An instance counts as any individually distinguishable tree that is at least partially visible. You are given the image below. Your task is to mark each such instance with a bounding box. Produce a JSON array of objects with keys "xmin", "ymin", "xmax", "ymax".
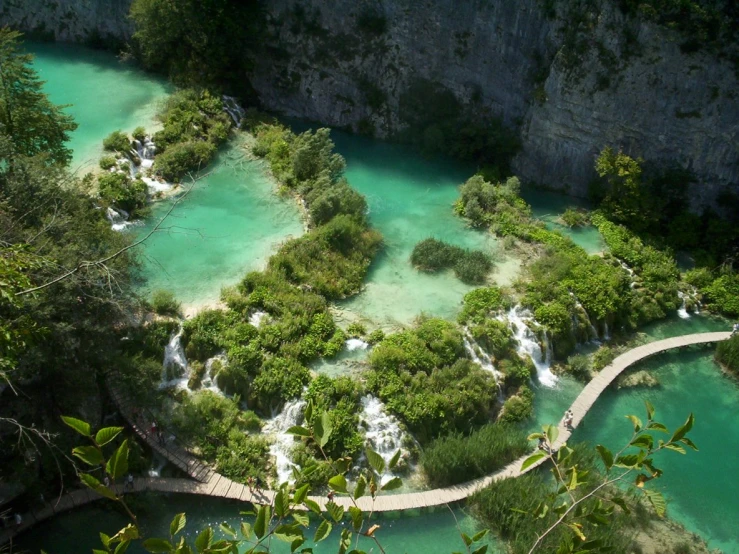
[
  {"xmin": 0, "ymin": 28, "xmax": 77, "ymax": 166},
  {"xmin": 521, "ymin": 401, "xmax": 697, "ymax": 553},
  {"xmin": 594, "ymin": 147, "xmax": 652, "ymax": 231}
]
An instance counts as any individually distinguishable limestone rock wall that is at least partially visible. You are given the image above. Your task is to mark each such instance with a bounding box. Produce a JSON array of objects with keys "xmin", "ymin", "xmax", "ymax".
[{"xmin": 0, "ymin": 0, "xmax": 133, "ymax": 43}]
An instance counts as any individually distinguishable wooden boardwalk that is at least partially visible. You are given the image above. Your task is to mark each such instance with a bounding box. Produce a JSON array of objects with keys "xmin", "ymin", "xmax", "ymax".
[{"xmin": 1, "ymin": 331, "xmax": 729, "ymax": 544}]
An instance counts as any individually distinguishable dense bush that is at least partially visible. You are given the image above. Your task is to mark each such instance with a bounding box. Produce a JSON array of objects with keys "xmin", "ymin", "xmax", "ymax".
[
  {"xmin": 701, "ymin": 273, "xmax": 739, "ymax": 316},
  {"xmin": 150, "ymin": 289, "xmax": 181, "ymax": 316},
  {"xmin": 103, "ymin": 130, "xmax": 131, "ymax": 153},
  {"xmin": 98, "ymin": 172, "xmax": 147, "ymax": 214},
  {"xmin": 99, "ymin": 155, "xmax": 117, "ymax": 170},
  {"xmin": 305, "ymin": 375, "xmax": 364, "ymax": 460},
  {"xmin": 716, "ymin": 334, "xmax": 739, "ymax": 376},
  {"xmin": 458, "ymin": 286, "xmax": 508, "ymax": 325},
  {"xmin": 421, "ymin": 423, "xmax": 529, "ymax": 487},
  {"xmin": 154, "ymin": 140, "xmax": 216, "ymax": 181},
  {"xmin": 499, "ymin": 385, "xmax": 534, "ymax": 423},
  {"xmin": 410, "ymin": 238, "xmax": 493, "ymax": 284},
  {"xmin": 560, "ymin": 207, "xmax": 589, "ymax": 227}
]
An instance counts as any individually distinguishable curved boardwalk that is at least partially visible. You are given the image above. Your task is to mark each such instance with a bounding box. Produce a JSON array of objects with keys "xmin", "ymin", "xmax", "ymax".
[{"xmin": 1, "ymin": 331, "xmax": 729, "ymax": 544}]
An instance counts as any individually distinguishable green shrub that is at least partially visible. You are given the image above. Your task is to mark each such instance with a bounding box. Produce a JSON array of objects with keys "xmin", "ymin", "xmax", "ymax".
[
  {"xmin": 346, "ymin": 323, "xmax": 366, "ymax": 338},
  {"xmin": 560, "ymin": 207, "xmax": 590, "ymax": 227},
  {"xmin": 716, "ymin": 334, "xmax": 739, "ymax": 376},
  {"xmin": 469, "ymin": 319, "xmax": 517, "ymax": 360},
  {"xmin": 150, "ymin": 289, "xmax": 181, "ymax": 316},
  {"xmin": 367, "ymin": 329, "xmax": 385, "ymax": 344},
  {"xmin": 153, "ymin": 140, "xmax": 216, "ymax": 181},
  {"xmin": 98, "ymin": 173, "xmax": 147, "ymax": 214},
  {"xmin": 410, "ymin": 238, "xmax": 493, "ymax": 284},
  {"xmin": 103, "ymin": 130, "xmax": 131, "ymax": 152},
  {"xmin": 305, "ymin": 375, "xmax": 364, "ymax": 459},
  {"xmin": 421, "ymin": 423, "xmax": 529, "ymax": 487},
  {"xmin": 592, "ymin": 345, "xmax": 617, "ymax": 371},
  {"xmin": 499, "ymin": 385, "xmax": 534, "ymax": 423},
  {"xmin": 702, "ymin": 273, "xmax": 739, "ymax": 316},
  {"xmin": 564, "ymin": 353, "xmax": 591, "ymax": 381},
  {"xmin": 99, "ymin": 155, "xmax": 117, "ymax": 170},
  {"xmin": 132, "ymin": 126, "xmax": 147, "ymax": 141},
  {"xmin": 458, "ymin": 286, "xmax": 507, "ymax": 325}
]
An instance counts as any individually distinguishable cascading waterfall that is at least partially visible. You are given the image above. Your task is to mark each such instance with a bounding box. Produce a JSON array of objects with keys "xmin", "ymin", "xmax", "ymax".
[
  {"xmin": 619, "ymin": 260, "xmax": 637, "ymax": 289},
  {"xmin": 222, "ymin": 95, "xmax": 246, "ymax": 127},
  {"xmin": 263, "ymin": 399, "xmax": 306, "ymax": 485},
  {"xmin": 201, "ymin": 354, "xmax": 228, "ymax": 395},
  {"xmin": 571, "ymin": 293, "xmax": 599, "ymax": 341},
  {"xmin": 105, "ymin": 206, "xmax": 132, "ymax": 232},
  {"xmin": 160, "ymin": 327, "xmax": 189, "ymax": 389},
  {"xmin": 677, "ymin": 291, "xmax": 691, "ymax": 319},
  {"xmin": 360, "ymin": 396, "xmax": 407, "ymax": 485},
  {"xmin": 507, "ymin": 306, "xmax": 558, "ymax": 387},
  {"xmin": 133, "ymin": 136, "xmax": 173, "ymax": 194},
  {"xmin": 249, "ymin": 311, "xmax": 268, "ymax": 328},
  {"xmin": 462, "ymin": 331, "xmax": 504, "ymax": 400},
  {"xmin": 345, "ymin": 338, "xmax": 369, "ymax": 351}
]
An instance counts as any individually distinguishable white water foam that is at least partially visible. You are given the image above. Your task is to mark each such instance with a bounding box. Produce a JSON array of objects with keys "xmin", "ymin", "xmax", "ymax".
[
  {"xmin": 360, "ymin": 396, "xmax": 407, "ymax": 485},
  {"xmin": 249, "ymin": 311, "xmax": 268, "ymax": 328},
  {"xmin": 507, "ymin": 306, "xmax": 558, "ymax": 387},
  {"xmin": 677, "ymin": 291, "xmax": 691, "ymax": 319},
  {"xmin": 222, "ymin": 95, "xmax": 246, "ymax": 127},
  {"xmin": 345, "ymin": 338, "xmax": 369, "ymax": 351},
  {"xmin": 160, "ymin": 327, "xmax": 189, "ymax": 389},
  {"xmin": 263, "ymin": 399, "xmax": 306, "ymax": 485}
]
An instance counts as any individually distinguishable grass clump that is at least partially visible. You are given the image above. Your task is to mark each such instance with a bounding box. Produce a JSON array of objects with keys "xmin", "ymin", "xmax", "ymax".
[
  {"xmin": 99, "ymin": 155, "xmax": 117, "ymax": 170},
  {"xmin": 410, "ymin": 238, "xmax": 493, "ymax": 284},
  {"xmin": 421, "ymin": 423, "xmax": 529, "ymax": 487},
  {"xmin": 716, "ymin": 334, "xmax": 739, "ymax": 376},
  {"xmin": 150, "ymin": 289, "xmax": 181, "ymax": 316}
]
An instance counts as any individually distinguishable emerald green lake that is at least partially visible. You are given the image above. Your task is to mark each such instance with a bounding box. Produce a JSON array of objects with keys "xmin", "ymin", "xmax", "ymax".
[{"xmin": 23, "ymin": 41, "xmax": 738, "ymax": 553}]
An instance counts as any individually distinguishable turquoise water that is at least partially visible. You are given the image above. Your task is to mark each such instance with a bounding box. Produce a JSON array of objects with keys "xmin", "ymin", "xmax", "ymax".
[
  {"xmin": 30, "ymin": 42, "xmax": 171, "ymax": 172},
  {"xmin": 133, "ymin": 141, "xmax": 303, "ymax": 308},
  {"xmin": 16, "ymin": 495, "xmax": 499, "ymax": 554}
]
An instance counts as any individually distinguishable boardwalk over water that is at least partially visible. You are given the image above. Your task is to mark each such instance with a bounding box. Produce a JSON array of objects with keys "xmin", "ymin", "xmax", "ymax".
[{"xmin": 2, "ymin": 331, "xmax": 729, "ymax": 543}]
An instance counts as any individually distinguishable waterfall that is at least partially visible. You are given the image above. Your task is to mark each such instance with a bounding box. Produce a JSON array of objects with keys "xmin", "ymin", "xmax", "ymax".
[
  {"xmin": 249, "ymin": 311, "xmax": 268, "ymax": 328},
  {"xmin": 507, "ymin": 306, "xmax": 558, "ymax": 387},
  {"xmin": 263, "ymin": 399, "xmax": 306, "ymax": 485},
  {"xmin": 463, "ymin": 331, "xmax": 504, "ymax": 400},
  {"xmin": 345, "ymin": 338, "xmax": 369, "ymax": 351},
  {"xmin": 618, "ymin": 260, "xmax": 637, "ymax": 289},
  {"xmin": 105, "ymin": 206, "xmax": 132, "ymax": 232},
  {"xmin": 222, "ymin": 95, "xmax": 246, "ymax": 127},
  {"xmin": 571, "ymin": 294, "xmax": 599, "ymax": 341},
  {"xmin": 148, "ymin": 454, "xmax": 167, "ymax": 477},
  {"xmin": 201, "ymin": 354, "xmax": 228, "ymax": 395},
  {"xmin": 360, "ymin": 396, "xmax": 407, "ymax": 485},
  {"xmin": 160, "ymin": 327, "xmax": 189, "ymax": 389},
  {"xmin": 677, "ymin": 291, "xmax": 690, "ymax": 319},
  {"xmin": 132, "ymin": 136, "xmax": 173, "ymax": 194},
  {"xmin": 603, "ymin": 321, "xmax": 611, "ymax": 340}
]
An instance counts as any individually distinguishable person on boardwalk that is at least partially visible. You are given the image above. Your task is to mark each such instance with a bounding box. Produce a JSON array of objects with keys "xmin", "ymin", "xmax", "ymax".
[
  {"xmin": 247, "ymin": 476, "xmax": 255, "ymax": 494},
  {"xmin": 124, "ymin": 473, "xmax": 134, "ymax": 492},
  {"xmin": 732, "ymin": 323, "xmax": 739, "ymax": 336},
  {"xmin": 327, "ymin": 491, "xmax": 335, "ymax": 502},
  {"xmin": 151, "ymin": 421, "xmax": 158, "ymax": 437},
  {"xmin": 564, "ymin": 409, "xmax": 574, "ymax": 429}
]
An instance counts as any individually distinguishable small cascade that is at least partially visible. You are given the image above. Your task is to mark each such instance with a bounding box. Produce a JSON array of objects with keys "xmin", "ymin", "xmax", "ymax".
[
  {"xmin": 618, "ymin": 260, "xmax": 637, "ymax": 289},
  {"xmin": 148, "ymin": 454, "xmax": 167, "ymax": 477},
  {"xmin": 462, "ymin": 331, "xmax": 504, "ymax": 400},
  {"xmin": 571, "ymin": 294, "xmax": 599, "ymax": 341},
  {"xmin": 345, "ymin": 338, "xmax": 369, "ymax": 351},
  {"xmin": 263, "ymin": 399, "xmax": 306, "ymax": 485},
  {"xmin": 360, "ymin": 396, "xmax": 407, "ymax": 485},
  {"xmin": 249, "ymin": 311, "xmax": 268, "ymax": 328},
  {"xmin": 507, "ymin": 306, "xmax": 558, "ymax": 387},
  {"xmin": 677, "ymin": 291, "xmax": 691, "ymax": 319},
  {"xmin": 160, "ymin": 327, "xmax": 189, "ymax": 389},
  {"xmin": 201, "ymin": 354, "xmax": 228, "ymax": 394},
  {"xmin": 105, "ymin": 206, "xmax": 132, "ymax": 232},
  {"xmin": 222, "ymin": 95, "xmax": 246, "ymax": 127},
  {"xmin": 603, "ymin": 321, "xmax": 611, "ymax": 341},
  {"xmin": 133, "ymin": 137, "xmax": 157, "ymax": 169}
]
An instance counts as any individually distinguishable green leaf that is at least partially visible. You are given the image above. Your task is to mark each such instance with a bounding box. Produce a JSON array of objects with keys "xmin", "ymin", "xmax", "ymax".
[
  {"xmin": 275, "ymin": 490, "xmax": 288, "ymax": 518},
  {"xmin": 380, "ymin": 477, "xmax": 402, "ymax": 491},
  {"xmin": 388, "ymin": 449, "xmax": 401, "ymax": 470},
  {"xmin": 304, "ymin": 400, "xmax": 313, "ymax": 425},
  {"xmin": 170, "ymin": 513, "xmax": 186, "ymax": 537},
  {"xmin": 142, "ymin": 538, "xmax": 174, "ymax": 553},
  {"xmin": 319, "ymin": 412, "xmax": 333, "ymax": 448},
  {"xmin": 254, "ymin": 505, "xmax": 269, "ymax": 539},
  {"xmin": 194, "ymin": 527, "xmax": 213, "ymax": 552},
  {"xmin": 61, "ymin": 416, "xmax": 91, "ymax": 437},
  {"xmin": 291, "ymin": 537, "xmax": 306, "ymax": 552},
  {"xmin": 644, "ymin": 489, "xmax": 666, "ymax": 517},
  {"xmin": 545, "ymin": 424, "xmax": 559, "ymax": 447},
  {"xmin": 610, "ymin": 496, "xmax": 630, "ymax": 514},
  {"xmin": 313, "ymin": 520, "xmax": 332, "ymax": 543},
  {"xmin": 462, "ymin": 533, "xmax": 473, "ymax": 547},
  {"xmin": 73, "ymin": 446, "xmax": 104, "ymax": 467},
  {"xmin": 472, "ymin": 529, "xmax": 488, "ymax": 542},
  {"xmin": 326, "ymin": 501, "xmax": 344, "ymax": 523},
  {"xmin": 670, "ymin": 413, "xmax": 694, "ymax": 443},
  {"xmin": 625, "ymin": 415, "xmax": 642, "ymax": 432},
  {"xmin": 303, "ymin": 499, "xmax": 321, "ymax": 514},
  {"xmin": 294, "ymin": 484, "xmax": 310, "ymax": 504},
  {"xmin": 95, "ymin": 427, "xmax": 124, "ymax": 447},
  {"xmin": 520, "ymin": 451, "xmax": 547, "ymax": 472},
  {"xmin": 80, "ymin": 474, "xmax": 117, "ymax": 501},
  {"xmin": 630, "ymin": 435, "xmax": 654, "ymax": 450},
  {"xmin": 292, "ymin": 512, "xmax": 310, "ymax": 527},
  {"xmin": 113, "ymin": 540, "xmax": 130, "ymax": 554},
  {"xmin": 99, "ymin": 532, "xmax": 111, "ymax": 549},
  {"xmin": 614, "ymin": 454, "xmax": 639, "ymax": 469},
  {"xmin": 286, "ymin": 426, "xmax": 312, "ymax": 437},
  {"xmin": 219, "ymin": 523, "xmax": 236, "ymax": 539},
  {"xmin": 328, "ymin": 474, "xmax": 348, "ymax": 494},
  {"xmin": 567, "ymin": 523, "xmax": 586, "ymax": 541},
  {"xmin": 106, "ymin": 439, "xmax": 129, "ymax": 480},
  {"xmin": 348, "ymin": 506, "xmax": 363, "ymax": 532},
  {"xmin": 366, "ymin": 449, "xmax": 385, "ymax": 475},
  {"xmin": 679, "ymin": 437, "xmax": 699, "ymax": 451},
  {"xmin": 646, "ymin": 422, "xmax": 668, "ymax": 433},
  {"xmin": 595, "ymin": 445, "xmax": 613, "ymax": 470},
  {"xmin": 240, "ymin": 521, "xmax": 252, "ymax": 539},
  {"xmin": 644, "ymin": 400, "xmax": 654, "ymax": 421},
  {"xmin": 663, "ymin": 443, "xmax": 686, "ymax": 454},
  {"xmin": 471, "ymin": 546, "xmax": 488, "ymax": 554},
  {"xmin": 353, "ymin": 475, "xmax": 366, "ymax": 499}
]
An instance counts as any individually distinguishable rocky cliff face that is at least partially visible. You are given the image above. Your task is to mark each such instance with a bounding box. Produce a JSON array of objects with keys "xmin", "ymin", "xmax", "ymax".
[
  {"xmin": 1, "ymin": 0, "xmax": 736, "ymax": 203},
  {"xmin": 0, "ymin": 0, "xmax": 133, "ymax": 44},
  {"xmin": 250, "ymin": 0, "xmax": 737, "ymax": 203}
]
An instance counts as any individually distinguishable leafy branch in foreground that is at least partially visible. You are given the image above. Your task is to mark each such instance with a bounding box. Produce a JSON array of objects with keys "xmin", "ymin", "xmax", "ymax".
[
  {"xmin": 521, "ymin": 401, "xmax": 697, "ymax": 554},
  {"xmin": 64, "ymin": 405, "xmax": 489, "ymax": 554}
]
